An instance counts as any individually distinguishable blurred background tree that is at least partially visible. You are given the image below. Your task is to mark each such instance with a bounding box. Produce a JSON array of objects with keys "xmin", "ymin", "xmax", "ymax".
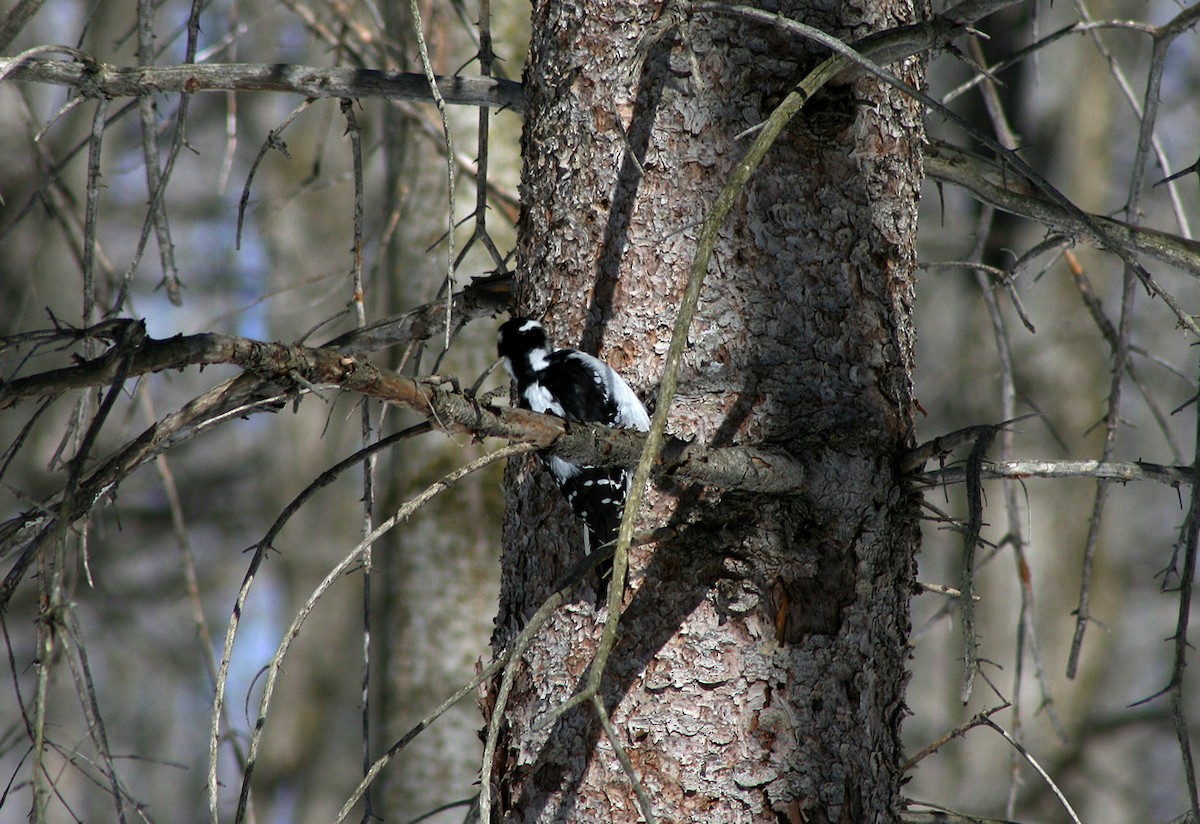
[{"xmin": 0, "ymin": 0, "xmax": 1197, "ymax": 822}]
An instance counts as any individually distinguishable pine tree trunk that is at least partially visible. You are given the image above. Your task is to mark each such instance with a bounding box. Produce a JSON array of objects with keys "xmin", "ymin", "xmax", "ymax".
[{"xmin": 492, "ymin": 0, "xmax": 924, "ymax": 820}]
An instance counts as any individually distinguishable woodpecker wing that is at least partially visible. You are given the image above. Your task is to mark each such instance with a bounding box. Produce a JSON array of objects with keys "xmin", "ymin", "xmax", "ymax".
[
  {"xmin": 536, "ymin": 350, "xmax": 650, "ymax": 431},
  {"xmin": 498, "ymin": 319, "xmax": 650, "ymax": 601}
]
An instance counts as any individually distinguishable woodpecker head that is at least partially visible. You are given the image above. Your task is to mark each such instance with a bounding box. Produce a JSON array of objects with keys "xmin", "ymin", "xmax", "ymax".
[{"xmin": 498, "ymin": 317, "xmax": 552, "ymax": 380}]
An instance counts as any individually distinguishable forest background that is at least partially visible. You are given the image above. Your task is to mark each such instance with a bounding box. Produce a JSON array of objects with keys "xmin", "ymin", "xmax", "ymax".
[{"xmin": 1, "ymin": 0, "xmax": 1199, "ymax": 821}]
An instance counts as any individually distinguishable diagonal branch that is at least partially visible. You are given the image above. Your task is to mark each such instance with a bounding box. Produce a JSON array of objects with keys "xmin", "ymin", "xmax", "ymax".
[
  {"xmin": 0, "ymin": 322, "xmax": 810, "ymax": 489},
  {"xmin": 0, "ymin": 317, "xmax": 811, "ymax": 612},
  {"xmin": 925, "ymin": 140, "xmax": 1200, "ymax": 277}
]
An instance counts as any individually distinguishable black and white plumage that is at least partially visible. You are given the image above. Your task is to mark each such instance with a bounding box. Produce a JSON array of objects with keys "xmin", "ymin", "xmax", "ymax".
[{"xmin": 498, "ymin": 317, "xmax": 650, "ymax": 594}]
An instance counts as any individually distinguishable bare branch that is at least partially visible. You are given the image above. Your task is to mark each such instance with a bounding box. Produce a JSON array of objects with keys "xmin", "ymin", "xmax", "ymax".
[
  {"xmin": 916, "ymin": 459, "xmax": 1194, "ymax": 487},
  {"xmin": 901, "ymin": 703, "xmax": 1009, "ymax": 772},
  {"xmin": 925, "ymin": 140, "xmax": 1200, "ymax": 277},
  {"xmin": 61, "ymin": 613, "xmax": 131, "ymax": 822},
  {"xmin": 406, "ymin": 0, "xmax": 458, "ymax": 352},
  {"xmin": 901, "ymin": 414, "xmax": 1036, "ymax": 473},
  {"xmin": 981, "ymin": 718, "xmax": 1084, "ymax": 824},
  {"xmin": 1161, "ymin": 359, "xmax": 1200, "ymax": 821},
  {"xmin": 593, "ymin": 694, "xmax": 657, "ymax": 824},
  {"xmin": 958, "ymin": 425, "xmax": 996, "ymax": 704},
  {"xmin": 1066, "ymin": 249, "xmax": 1187, "ymax": 463},
  {"xmin": 135, "ymin": 0, "xmax": 181, "ymax": 306},
  {"xmin": 0, "ymin": 325, "xmax": 810, "ymax": 499},
  {"xmin": 0, "ymin": 56, "xmax": 525, "ymax": 112},
  {"xmin": 475, "ymin": 527, "xmax": 666, "ymax": 824},
  {"xmin": 227, "ymin": 443, "xmax": 533, "ymax": 824},
  {"xmin": 0, "ymin": 317, "xmax": 809, "ymax": 616},
  {"xmin": 0, "ymin": 0, "xmax": 46, "ymax": 52}
]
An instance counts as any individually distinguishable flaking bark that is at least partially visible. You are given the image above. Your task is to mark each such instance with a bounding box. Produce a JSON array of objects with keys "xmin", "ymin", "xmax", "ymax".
[{"xmin": 493, "ymin": 0, "xmax": 924, "ymax": 822}]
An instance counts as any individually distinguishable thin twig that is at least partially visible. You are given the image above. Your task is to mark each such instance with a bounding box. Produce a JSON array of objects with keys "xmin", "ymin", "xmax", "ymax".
[
  {"xmin": 136, "ymin": 0, "xmax": 181, "ymax": 305},
  {"xmin": 914, "ymin": 459, "xmax": 1193, "ymax": 487},
  {"xmin": 236, "ymin": 98, "xmax": 312, "ymax": 249},
  {"xmin": 456, "ymin": 0, "xmax": 511, "ymax": 275},
  {"xmin": 0, "ymin": 0, "xmax": 47, "ymax": 52},
  {"xmin": 62, "ymin": 611, "xmax": 130, "ymax": 823},
  {"xmin": 205, "ymin": 423, "xmax": 431, "ymax": 822},
  {"xmin": 110, "ymin": 0, "xmax": 203, "ymax": 316},
  {"xmin": 1072, "ymin": 0, "xmax": 1196, "ymax": 239},
  {"xmin": 1065, "ymin": 249, "xmax": 1186, "ymax": 463},
  {"xmin": 981, "ymin": 718, "xmax": 1084, "ymax": 824},
  {"xmin": 1161, "ymin": 353, "xmax": 1200, "ymax": 821},
  {"xmin": 335, "ymin": 533, "xmax": 675, "ymax": 823},
  {"xmin": 475, "ymin": 528, "xmax": 660, "ymax": 823},
  {"xmin": 592, "ymin": 694, "xmax": 657, "ymax": 824},
  {"xmin": 923, "ymin": 260, "xmax": 1034, "ymax": 333},
  {"xmin": 901, "ymin": 703, "xmax": 1009, "ymax": 772},
  {"xmin": 923, "ymin": 140, "xmax": 1200, "ymax": 278},
  {"xmin": 407, "ymin": 0, "xmax": 457, "ymax": 350},
  {"xmin": 230, "ymin": 444, "xmax": 533, "ymax": 824},
  {"xmin": 1066, "ymin": 0, "xmax": 1194, "ymax": 687},
  {"xmin": 28, "ymin": 317, "xmax": 143, "ymax": 823},
  {"xmin": 82, "ymin": 96, "xmax": 108, "ymax": 335},
  {"xmin": 915, "ymin": 582, "xmax": 977, "ymax": 599},
  {"xmin": 340, "ymin": 94, "xmax": 379, "ymax": 824},
  {"xmin": 477, "ymin": 596, "xmax": 535, "ymax": 824},
  {"xmin": 1067, "ymin": 236, "xmax": 1137, "ymax": 681}
]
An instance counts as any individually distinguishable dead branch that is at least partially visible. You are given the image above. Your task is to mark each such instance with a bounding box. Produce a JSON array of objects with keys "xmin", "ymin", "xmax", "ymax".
[
  {"xmin": 958, "ymin": 425, "xmax": 995, "ymax": 704},
  {"xmin": 0, "ymin": 317, "xmax": 811, "ymax": 607},
  {"xmin": 0, "ymin": 56, "xmax": 525, "ymax": 112},
  {"xmin": 5, "ymin": 47, "xmax": 1200, "ymax": 283},
  {"xmin": 901, "ymin": 415, "xmax": 1036, "ymax": 473},
  {"xmin": 902, "ymin": 703, "xmax": 1010, "ymax": 772},
  {"xmin": 224, "ymin": 443, "xmax": 533, "ymax": 824},
  {"xmin": 0, "ymin": 323, "xmax": 809, "ymax": 490},
  {"xmin": 915, "ymin": 459, "xmax": 1194, "ymax": 487},
  {"xmin": 925, "ymin": 140, "xmax": 1200, "ymax": 277}
]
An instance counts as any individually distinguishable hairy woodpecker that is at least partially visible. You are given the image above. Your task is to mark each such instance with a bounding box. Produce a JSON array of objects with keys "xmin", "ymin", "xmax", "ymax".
[{"xmin": 497, "ymin": 317, "xmax": 650, "ymax": 597}]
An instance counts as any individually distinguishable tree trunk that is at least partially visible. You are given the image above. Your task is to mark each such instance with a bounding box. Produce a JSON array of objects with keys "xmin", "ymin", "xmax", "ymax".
[{"xmin": 492, "ymin": 0, "xmax": 924, "ymax": 820}]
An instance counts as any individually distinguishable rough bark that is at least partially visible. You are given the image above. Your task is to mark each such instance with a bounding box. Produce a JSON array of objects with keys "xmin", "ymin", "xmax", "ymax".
[{"xmin": 492, "ymin": 0, "xmax": 924, "ymax": 821}]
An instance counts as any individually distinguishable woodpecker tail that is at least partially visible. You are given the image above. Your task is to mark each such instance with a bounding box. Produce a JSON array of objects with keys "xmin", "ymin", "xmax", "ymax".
[{"xmin": 586, "ymin": 527, "xmax": 615, "ymax": 605}]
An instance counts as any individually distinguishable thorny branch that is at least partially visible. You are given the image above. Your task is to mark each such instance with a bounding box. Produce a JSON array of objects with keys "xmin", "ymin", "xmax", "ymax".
[
  {"xmin": 981, "ymin": 718, "xmax": 1084, "ymax": 824},
  {"xmin": 959, "ymin": 67, "xmax": 1067, "ymax": 788},
  {"xmin": 339, "ymin": 93, "xmax": 378, "ymax": 824},
  {"xmin": 902, "ymin": 702, "xmax": 1010, "ymax": 772}
]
